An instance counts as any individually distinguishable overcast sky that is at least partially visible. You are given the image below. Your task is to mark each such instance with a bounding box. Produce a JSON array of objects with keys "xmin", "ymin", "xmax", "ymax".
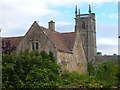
[{"xmin": 0, "ymin": 0, "xmax": 119, "ymax": 55}]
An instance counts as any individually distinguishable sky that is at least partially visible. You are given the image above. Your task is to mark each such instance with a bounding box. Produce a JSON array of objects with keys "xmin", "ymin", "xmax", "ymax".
[{"xmin": 0, "ymin": 0, "xmax": 119, "ymax": 55}]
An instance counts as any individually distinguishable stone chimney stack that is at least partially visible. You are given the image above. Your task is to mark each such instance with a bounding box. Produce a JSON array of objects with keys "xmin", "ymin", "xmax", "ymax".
[{"xmin": 48, "ymin": 20, "xmax": 55, "ymax": 31}]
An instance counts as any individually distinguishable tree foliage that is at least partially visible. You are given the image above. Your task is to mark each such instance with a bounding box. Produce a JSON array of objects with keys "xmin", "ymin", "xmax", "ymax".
[
  {"xmin": 2, "ymin": 51, "xmax": 60, "ymax": 88},
  {"xmin": 60, "ymin": 62, "xmax": 119, "ymax": 88},
  {"xmin": 2, "ymin": 51, "xmax": 119, "ymax": 89},
  {"xmin": 2, "ymin": 40, "xmax": 16, "ymax": 54}
]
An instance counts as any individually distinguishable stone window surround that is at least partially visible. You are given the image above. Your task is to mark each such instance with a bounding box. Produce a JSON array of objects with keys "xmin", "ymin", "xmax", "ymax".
[{"xmin": 30, "ymin": 39, "xmax": 39, "ymax": 51}]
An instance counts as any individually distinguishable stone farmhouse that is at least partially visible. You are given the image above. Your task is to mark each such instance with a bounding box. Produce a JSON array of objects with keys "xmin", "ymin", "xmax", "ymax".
[{"xmin": 2, "ymin": 5, "xmax": 97, "ymax": 73}]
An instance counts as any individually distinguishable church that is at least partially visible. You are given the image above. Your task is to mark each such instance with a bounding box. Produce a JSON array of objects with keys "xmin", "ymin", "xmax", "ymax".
[{"xmin": 2, "ymin": 5, "xmax": 97, "ymax": 73}]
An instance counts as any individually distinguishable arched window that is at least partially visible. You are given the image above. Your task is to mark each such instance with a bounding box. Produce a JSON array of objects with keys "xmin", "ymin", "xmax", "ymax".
[{"xmin": 82, "ymin": 20, "xmax": 85, "ymax": 29}]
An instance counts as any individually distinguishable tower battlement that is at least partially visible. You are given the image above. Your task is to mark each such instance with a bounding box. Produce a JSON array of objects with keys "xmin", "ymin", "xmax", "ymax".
[{"xmin": 75, "ymin": 5, "xmax": 97, "ymax": 63}]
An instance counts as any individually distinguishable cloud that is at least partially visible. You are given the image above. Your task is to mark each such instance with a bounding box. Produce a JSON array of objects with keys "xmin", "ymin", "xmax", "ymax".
[
  {"xmin": 1, "ymin": 0, "xmax": 118, "ymax": 55},
  {"xmin": 56, "ymin": 22, "xmax": 72, "ymax": 26},
  {"xmin": 96, "ymin": 23, "xmax": 118, "ymax": 55},
  {"xmin": 97, "ymin": 46, "xmax": 118, "ymax": 55},
  {"xmin": 101, "ymin": 13, "xmax": 118, "ymax": 20},
  {"xmin": 97, "ymin": 38, "xmax": 118, "ymax": 46},
  {"xmin": 96, "ymin": 23, "xmax": 118, "ymax": 39},
  {"xmin": 56, "ymin": 25, "xmax": 74, "ymax": 33},
  {"xmin": 1, "ymin": 0, "xmax": 119, "ymax": 37},
  {"xmin": 1, "ymin": 0, "xmax": 63, "ymax": 37},
  {"xmin": 46, "ymin": 0, "xmax": 119, "ymax": 6},
  {"xmin": 97, "ymin": 38, "xmax": 118, "ymax": 55}
]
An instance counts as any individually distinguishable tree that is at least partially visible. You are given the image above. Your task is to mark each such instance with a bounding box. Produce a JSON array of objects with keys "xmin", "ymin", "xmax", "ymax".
[
  {"xmin": 97, "ymin": 52, "xmax": 102, "ymax": 56},
  {"xmin": 2, "ymin": 51, "xmax": 60, "ymax": 88},
  {"xmin": 2, "ymin": 40, "xmax": 16, "ymax": 54}
]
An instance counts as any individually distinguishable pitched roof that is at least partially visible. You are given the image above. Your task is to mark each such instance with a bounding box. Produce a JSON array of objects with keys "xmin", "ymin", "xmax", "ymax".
[
  {"xmin": 2, "ymin": 22, "xmax": 76, "ymax": 53},
  {"xmin": 61, "ymin": 32, "xmax": 76, "ymax": 51},
  {"xmin": 38, "ymin": 26, "xmax": 74, "ymax": 53},
  {"xmin": 2, "ymin": 36, "xmax": 24, "ymax": 46}
]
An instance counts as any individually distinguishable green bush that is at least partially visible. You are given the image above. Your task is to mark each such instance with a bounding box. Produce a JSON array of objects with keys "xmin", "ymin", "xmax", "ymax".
[
  {"xmin": 59, "ymin": 61, "xmax": 118, "ymax": 88},
  {"xmin": 2, "ymin": 51, "xmax": 119, "ymax": 88},
  {"xmin": 94, "ymin": 62, "xmax": 118, "ymax": 87},
  {"xmin": 87, "ymin": 62, "xmax": 95, "ymax": 76},
  {"xmin": 2, "ymin": 51, "xmax": 60, "ymax": 88},
  {"xmin": 59, "ymin": 71, "xmax": 85, "ymax": 87}
]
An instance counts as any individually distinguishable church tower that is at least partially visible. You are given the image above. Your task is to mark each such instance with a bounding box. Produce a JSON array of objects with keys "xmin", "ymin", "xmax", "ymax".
[{"xmin": 75, "ymin": 5, "xmax": 97, "ymax": 63}]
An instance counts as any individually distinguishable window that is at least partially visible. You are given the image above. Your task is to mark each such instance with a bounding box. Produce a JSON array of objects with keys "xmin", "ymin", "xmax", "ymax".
[
  {"xmin": 31, "ymin": 41, "xmax": 39, "ymax": 51},
  {"xmin": 36, "ymin": 42, "xmax": 39, "ymax": 50},
  {"xmin": 31, "ymin": 42, "xmax": 34, "ymax": 50},
  {"xmin": 82, "ymin": 20, "xmax": 85, "ymax": 29}
]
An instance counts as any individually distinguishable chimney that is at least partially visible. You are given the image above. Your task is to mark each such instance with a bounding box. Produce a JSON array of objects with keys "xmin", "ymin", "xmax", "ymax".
[{"xmin": 48, "ymin": 20, "xmax": 55, "ymax": 31}]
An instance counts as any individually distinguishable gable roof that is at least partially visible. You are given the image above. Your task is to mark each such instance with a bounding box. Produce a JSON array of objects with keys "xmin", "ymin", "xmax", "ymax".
[
  {"xmin": 2, "ymin": 21, "xmax": 76, "ymax": 53},
  {"xmin": 38, "ymin": 25, "xmax": 73, "ymax": 53},
  {"xmin": 2, "ymin": 36, "xmax": 24, "ymax": 46}
]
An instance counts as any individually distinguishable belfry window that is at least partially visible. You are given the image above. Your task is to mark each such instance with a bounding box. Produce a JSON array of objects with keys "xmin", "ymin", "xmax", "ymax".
[{"xmin": 82, "ymin": 21, "xmax": 85, "ymax": 29}]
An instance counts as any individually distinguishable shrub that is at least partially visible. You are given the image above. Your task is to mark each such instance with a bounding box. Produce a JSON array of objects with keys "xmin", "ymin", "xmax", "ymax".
[
  {"xmin": 2, "ymin": 51, "xmax": 60, "ymax": 88},
  {"xmin": 2, "ymin": 51, "xmax": 119, "ymax": 88},
  {"xmin": 94, "ymin": 62, "xmax": 118, "ymax": 87}
]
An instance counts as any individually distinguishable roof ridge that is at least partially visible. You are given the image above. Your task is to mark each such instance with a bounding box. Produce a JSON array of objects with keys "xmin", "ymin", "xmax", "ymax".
[
  {"xmin": 61, "ymin": 32, "xmax": 74, "ymax": 34},
  {"xmin": 2, "ymin": 36, "xmax": 24, "ymax": 38}
]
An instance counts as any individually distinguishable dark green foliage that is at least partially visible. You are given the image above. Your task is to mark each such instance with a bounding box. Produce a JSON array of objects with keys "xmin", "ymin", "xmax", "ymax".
[
  {"xmin": 117, "ymin": 66, "xmax": 120, "ymax": 85},
  {"xmin": 59, "ymin": 62, "xmax": 118, "ymax": 88},
  {"xmin": 87, "ymin": 62, "xmax": 118, "ymax": 88},
  {"xmin": 95, "ymin": 62, "xmax": 117, "ymax": 79},
  {"xmin": 49, "ymin": 51, "xmax": 55, "ymax": 62},
  {"xmin": 97, "ymin": 52, "xmax": 102, "ymax": 56},
  {"xmin": 59, "ymin": 71, "xmax": 87, "ymax": 88},
  {"xmin": 87, "ymin": 62, "xmax": 95, "ymax": 76},
  {"xmin": 2, "ymin": 51, "xmax": 119, "ymax": 88},
  {"xmin": 2, "ymin": 51, "xmax": 60, "ymax": 88},
  {"xmin": 2, "ymin": 40, "xmax": 16, "ymax": 54}
]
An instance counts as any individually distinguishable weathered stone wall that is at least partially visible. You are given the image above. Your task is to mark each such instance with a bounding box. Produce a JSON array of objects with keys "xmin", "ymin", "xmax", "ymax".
[
  {"xmin": 17, "ymin": 21, "xmax": 87, "ymax": 74},
  {"xmin": 95, "ymin": 55, "xmax": 119, "ymax": 65},
  {"xmin": 17, "ymin": 22, "xmax": 57, "ymax": 59},
  {"xmin": 78, "ymin": 13, "xmax": 96, "ymax": 63},
  {"xmin": 58, "ymin": 31, "xmax": 87, "ymax": 74},
  {"xmin": 87, "ymin": 14, "xmax": 96, "ymax": 63}
]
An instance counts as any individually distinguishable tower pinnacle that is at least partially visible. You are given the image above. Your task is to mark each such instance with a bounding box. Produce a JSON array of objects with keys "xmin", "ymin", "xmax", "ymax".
[
  {"xmin": 75, "ymin": 5, "xmax": 78, "ymax": 17},
  {"xmin": 88, "ymin": 4, "xmax": 91, "ymax": 14},
  {"xmin": 78, "ymin": 9, "xmax": 80, "ymax": 17}
]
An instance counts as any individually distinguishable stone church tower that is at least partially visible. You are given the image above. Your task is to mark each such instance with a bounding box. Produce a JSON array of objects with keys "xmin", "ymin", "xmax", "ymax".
[{"xmin": 75, "ymin": 5, "xmax": 97, "ymax": 63}]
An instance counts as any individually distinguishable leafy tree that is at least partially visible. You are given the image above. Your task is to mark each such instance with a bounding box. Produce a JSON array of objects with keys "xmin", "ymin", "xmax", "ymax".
[
  {"xmin": 2, "ymin": 40, "xmax": 16, "ymax": 54},
  {"xmin": 97, "ymin": 52, "xmax": 102, "ymax": 56},
  {"xmin": 2, "ymin": 51, "xmax": 60, "ymax": 88},
  {"xmin": 94, "ymin": 62, "xmax": 118, "ymax": 87},
  {"xmin": 2, "ymin": 51, "xmax": 119, "ymax": 88},
  {"xmin": 87, "ymin": 62, "xmax": 95, "ymax": 76}
]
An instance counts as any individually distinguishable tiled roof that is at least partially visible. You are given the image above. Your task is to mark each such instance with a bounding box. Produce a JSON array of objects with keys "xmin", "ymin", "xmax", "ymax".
[
  {"xmin": 61, "ymin": 32, "xmax": 76, "ymax": 51},
  {"xmin": 2, "ymin": 36, "xmax": 24, "ymax": 46},
  {"xmin": 39, "ymin": 26, "xmax": 74, "ymax": 53},
  {"xmin": 2, "ymin": 22, "xmax": 76, "ymax": 53}
]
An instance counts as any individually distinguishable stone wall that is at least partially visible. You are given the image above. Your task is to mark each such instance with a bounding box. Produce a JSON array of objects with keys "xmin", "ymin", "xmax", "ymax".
[
  {"xmin": 17, "ymin": 22, "xmax": 57, "ymax": 60},
  {"xmin": 76, "ymin": 13, "xmax": 96, "ymax": 63},
  {"xmin": 57, "ymin": 31, "xmax": 87, "ymax": 74},
  {"xmin": 95, "ymin": 55, "xmax": 119, "ymax": 65},
  {"xmin": 16, "ymin": 21, "xmax": 87, "ymax": 74}
]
